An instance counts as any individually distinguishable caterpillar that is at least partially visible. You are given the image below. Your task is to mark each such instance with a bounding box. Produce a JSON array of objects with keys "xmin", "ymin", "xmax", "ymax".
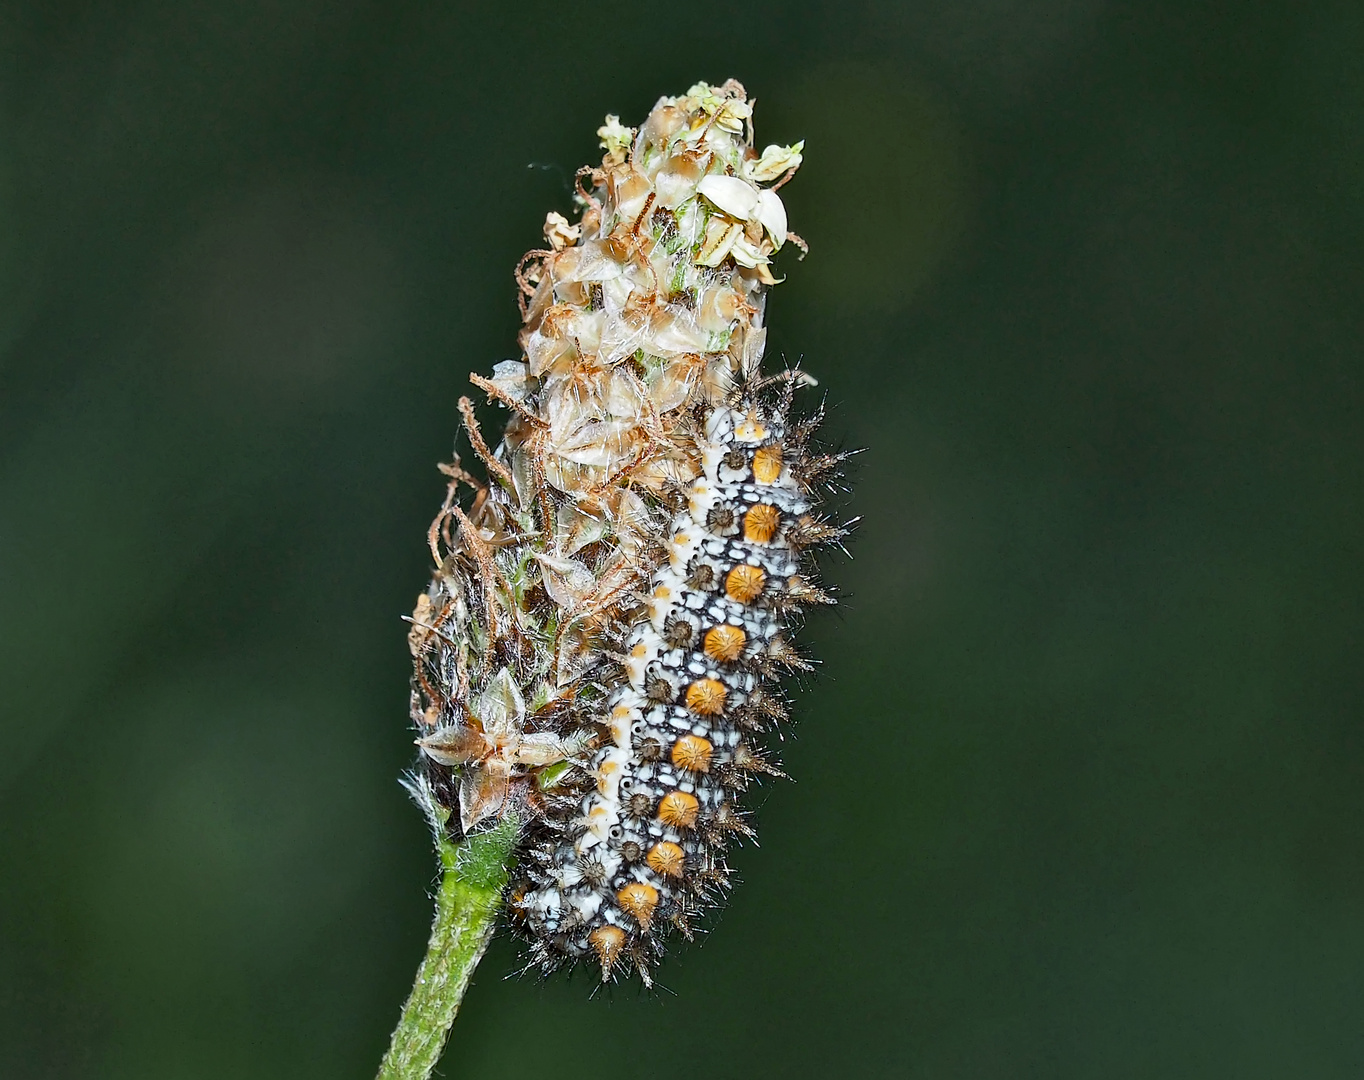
[{"xmin": 405, "ymin": 79, "xmax": 851, "ymax": 986}]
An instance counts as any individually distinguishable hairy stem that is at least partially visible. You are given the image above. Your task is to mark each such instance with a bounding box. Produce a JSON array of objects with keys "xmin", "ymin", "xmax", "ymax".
[{"xmin": 376, "ymin": 813, "xmax": 520, "ymax": 1080}]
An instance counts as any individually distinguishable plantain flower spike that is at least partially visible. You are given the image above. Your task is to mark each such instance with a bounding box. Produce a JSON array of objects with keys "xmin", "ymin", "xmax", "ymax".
[
  {"xmin": 409, "ymin": 80, "xmax": 802, "ymax": 829},
  {"xmin": 404, "ymin": 80, "xmax": 836, "ymax": 983}
]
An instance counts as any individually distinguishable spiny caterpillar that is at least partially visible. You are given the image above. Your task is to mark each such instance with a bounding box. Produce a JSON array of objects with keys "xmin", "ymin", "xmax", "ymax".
[{"xmin": 405, "ymin": 80, "xmax": 851, "ymax": 986}]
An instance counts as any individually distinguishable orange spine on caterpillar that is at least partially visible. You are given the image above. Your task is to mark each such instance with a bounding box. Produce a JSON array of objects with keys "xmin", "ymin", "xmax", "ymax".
[{"xmin": 405, "ymin": 79, "xmax": 852, "ymax": 986}]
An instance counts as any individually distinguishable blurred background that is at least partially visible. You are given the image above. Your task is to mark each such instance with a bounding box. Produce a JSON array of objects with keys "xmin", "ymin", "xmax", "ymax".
[{"xmin": 2, "ymin": 1, "xmax": 1362, "ymax": 1076}]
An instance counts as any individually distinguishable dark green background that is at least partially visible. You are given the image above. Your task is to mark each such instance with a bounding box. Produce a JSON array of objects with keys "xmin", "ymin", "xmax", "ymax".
[{"xmin": 3, "ymin": 1, "xmax": 1362, "ymax": 1077}]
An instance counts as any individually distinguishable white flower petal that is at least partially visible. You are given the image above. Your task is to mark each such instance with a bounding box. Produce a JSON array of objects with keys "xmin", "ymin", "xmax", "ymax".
[
  {"xmin": 596, "ymin": 114, "xmax": 633, "ymax": 164},
  {"xmin": 756, "ymin": 189, "xmax": 788, "ymax": 246},
  {"xmin": 542, "ymin": 210, "xmax": 580, "ymax": 250},
  {"xmin": 743, "ymin": 140, "xmax": 804, "ymax": 183},
  {"xmin": 697, "ymin": 174, "xmax": 760, "ymax": 220},
  {"xmin": 729, "ymin": 235, "xmax": 770, "ymax": 269},
  {"xmin": 713, "ymin": 100, "xmax": 751, "ymax": 134}
]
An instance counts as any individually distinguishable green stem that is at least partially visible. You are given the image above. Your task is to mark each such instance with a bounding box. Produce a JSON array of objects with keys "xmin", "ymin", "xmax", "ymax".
[{"xmin": 376, "ymin": 813, "xmax": 520, "ymax": 1080}]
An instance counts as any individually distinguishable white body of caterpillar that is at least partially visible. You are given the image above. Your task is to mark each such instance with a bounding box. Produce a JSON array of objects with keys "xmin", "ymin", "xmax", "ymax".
[{"xmin": 517, "ymin": 401, "xmax": 829, "ymax": 976}]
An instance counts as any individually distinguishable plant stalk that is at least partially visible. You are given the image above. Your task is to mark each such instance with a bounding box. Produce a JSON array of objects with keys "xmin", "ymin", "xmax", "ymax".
[{"xmin": 376, "ymin": 813, "xmax": 520, "ymax": 1080}]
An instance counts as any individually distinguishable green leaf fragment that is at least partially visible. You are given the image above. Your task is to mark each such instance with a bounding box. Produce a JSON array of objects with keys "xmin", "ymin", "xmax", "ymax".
[{"xmin": 536, "ymin": 761, "xmax": 575, "ymax": 790}]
